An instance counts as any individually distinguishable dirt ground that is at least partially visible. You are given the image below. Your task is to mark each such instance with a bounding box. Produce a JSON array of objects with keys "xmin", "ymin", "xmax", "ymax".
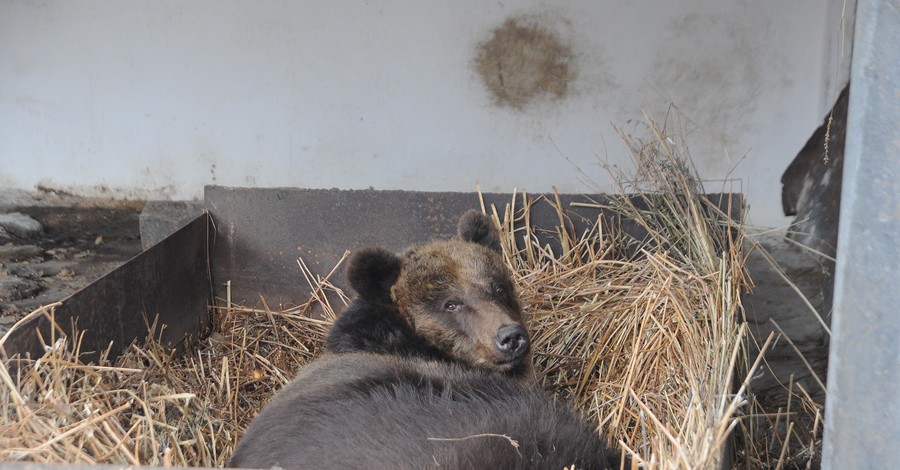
[{"xmin": 0, "ymin": 190, "xmax": 144, "ymax": 337}]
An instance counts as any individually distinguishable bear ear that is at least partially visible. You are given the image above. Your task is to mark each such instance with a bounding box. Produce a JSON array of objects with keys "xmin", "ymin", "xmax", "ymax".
[
  {"xmin": 346, "ymin": 247, "xmax": 403, "ymax": 303},
  {"xmin": 457, "ymin": 210, "xmax": 501, "ymax": 253}
]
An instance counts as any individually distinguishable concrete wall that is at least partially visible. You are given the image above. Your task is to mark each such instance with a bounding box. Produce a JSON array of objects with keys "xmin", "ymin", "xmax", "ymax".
[{"xmin": 1, "ymin": 1, "xmax": 851, "ymax": 227}]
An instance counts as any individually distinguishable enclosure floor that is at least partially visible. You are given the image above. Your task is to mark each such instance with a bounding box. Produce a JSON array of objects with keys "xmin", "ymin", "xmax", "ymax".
[
  {"xmin": 743, "ymin": 234, "xmax": 830, "ymax": 408},
  {"xmin": 0, "ymin": 190, "xmax": 143, "ymax": 336}
]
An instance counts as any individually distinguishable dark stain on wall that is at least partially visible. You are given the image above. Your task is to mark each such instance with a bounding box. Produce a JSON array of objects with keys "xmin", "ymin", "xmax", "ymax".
[{"xmin": 475, "ymin": 18, "xmax": 574, "ymax": 109}]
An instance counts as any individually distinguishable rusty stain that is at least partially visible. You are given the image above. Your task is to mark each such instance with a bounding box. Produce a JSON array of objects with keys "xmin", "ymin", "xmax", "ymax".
[{"xmin": 475, "ymin": 18, "xmax": 574, "ymax": 109}]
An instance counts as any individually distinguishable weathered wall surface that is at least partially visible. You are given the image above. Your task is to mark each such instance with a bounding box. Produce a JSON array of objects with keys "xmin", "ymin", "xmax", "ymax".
[{"xmin": 1, "ymin": 1, "xmax": 851, "ymax": 227}]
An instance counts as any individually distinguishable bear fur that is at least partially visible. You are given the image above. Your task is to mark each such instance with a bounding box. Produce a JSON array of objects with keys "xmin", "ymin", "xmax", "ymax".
[
  {"xmin": 228, "ymin": 353, "xmax": 620, "ymax": 469},
  {"xmin": 327, "ymin": 210, "xmax": 532, "ymax": 377},
  {"xmin": 229, "ymin": 211, "xmax": 621, "ymax": 469}
]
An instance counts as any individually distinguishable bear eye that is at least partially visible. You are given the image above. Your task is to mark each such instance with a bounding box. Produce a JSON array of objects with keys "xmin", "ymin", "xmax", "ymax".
[
  {"xmin": 444, "ymin": 301, "xmax": 462, "ymax": 312},
  {"xmin": 491, "ymin": 283, "xmax": 505, "ymax": 296}
]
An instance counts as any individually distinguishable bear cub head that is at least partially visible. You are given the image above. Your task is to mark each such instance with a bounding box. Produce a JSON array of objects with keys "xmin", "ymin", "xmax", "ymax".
[{"xmin": 329, "ymin": 210, "xmax": 531, "ymax": 376}]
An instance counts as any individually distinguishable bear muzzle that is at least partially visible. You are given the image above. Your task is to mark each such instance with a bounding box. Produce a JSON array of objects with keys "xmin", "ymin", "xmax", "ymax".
[{"xmin": 494, "ymin": 324, "xmax": 530, "ymax": 361}]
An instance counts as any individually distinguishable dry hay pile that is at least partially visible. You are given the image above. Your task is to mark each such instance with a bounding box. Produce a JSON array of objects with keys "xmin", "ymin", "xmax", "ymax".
[
  {"xmin": 1, "ymin": 119, "xmax": 764, "ymax": 469},
  {"xmin": 487, "ymin": 123, "xmax": 749, "ymax": 468},
  {"xmin": 0, "ymin": 278, "xmax": 337, "ymax": 467}
]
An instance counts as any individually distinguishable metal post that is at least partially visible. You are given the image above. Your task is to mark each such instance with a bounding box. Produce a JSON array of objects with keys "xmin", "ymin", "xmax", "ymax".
[{"xmin": 822, "ymin": 0, "xmax": 900, "ymax": 468}]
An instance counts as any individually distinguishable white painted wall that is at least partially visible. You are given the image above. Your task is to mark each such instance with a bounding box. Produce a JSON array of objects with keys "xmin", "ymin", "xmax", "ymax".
[{"xmin": 1, "ymin": 1, "xmax": 851, "ymax": 227}]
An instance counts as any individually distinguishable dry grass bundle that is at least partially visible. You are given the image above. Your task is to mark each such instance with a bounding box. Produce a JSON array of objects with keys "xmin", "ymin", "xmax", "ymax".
[
  {"xmin": 481, "ymin": 116, "xmax": 752, "ymax": 469},
  {"xmin": 0, "ymin": 259, "xmax": 344, "ymax": 466},
  {"xmin": 0, "ymin": 318, "xmax": 232, "ymax": 466}
]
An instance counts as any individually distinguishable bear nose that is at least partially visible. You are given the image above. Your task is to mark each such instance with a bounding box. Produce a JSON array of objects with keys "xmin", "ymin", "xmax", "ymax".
[{"xmin": 495, "ymin": 324, "xmax": 529, "ymax": 358}]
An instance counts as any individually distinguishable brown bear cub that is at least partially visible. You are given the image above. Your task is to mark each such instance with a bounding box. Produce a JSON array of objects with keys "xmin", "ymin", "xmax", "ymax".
[
  {"xmin": 326, "ymin": 210, "xmax": 532, "ymax": 378},
  {"xmin": 229, "ymin": 211, "xmax": 621, "ymax": 469}
]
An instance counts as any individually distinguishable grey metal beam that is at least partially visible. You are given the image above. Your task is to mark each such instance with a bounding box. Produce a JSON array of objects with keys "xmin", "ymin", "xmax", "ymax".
[{"xmin": 822, "ymin": 0, "xmax": 900, "ymax": 468}]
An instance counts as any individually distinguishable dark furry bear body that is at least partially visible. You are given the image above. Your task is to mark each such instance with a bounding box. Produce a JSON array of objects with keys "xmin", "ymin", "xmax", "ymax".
[
  {"xmin": 229, "ymin": 211, "xmax": 620, "ymax": 469},
  {"xmin": 228, "ymin": 354, "xmax": 619, "ymax": 469}
]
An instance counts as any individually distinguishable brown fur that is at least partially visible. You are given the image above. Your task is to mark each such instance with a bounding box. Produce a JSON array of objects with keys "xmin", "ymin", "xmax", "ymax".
[
  {"xmin": 390, "ymin": 238, "xmax": 528, "ymax": 373},
  {"xmin": 327, "ymin": 210, "xmax": 532, "ymax": 377}
]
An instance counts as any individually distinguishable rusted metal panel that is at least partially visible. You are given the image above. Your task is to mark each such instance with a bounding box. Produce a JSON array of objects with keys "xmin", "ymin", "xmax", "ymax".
[
  {"xmin": 205, "ymin": 186, "xmax": 740, "ymax": 307},
  {"xmin": 1, "ymin": 214, "xmax": 211, "ymax": 362}
]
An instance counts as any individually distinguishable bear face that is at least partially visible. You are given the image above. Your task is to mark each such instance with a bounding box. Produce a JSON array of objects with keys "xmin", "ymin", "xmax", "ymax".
[
  {"xmin": 391, "ymin": 238, "xmax": 528, "ymax": 371},
  {"xmin": 327, "ymin": 210, "xmax": 532, "ymax": 377}
]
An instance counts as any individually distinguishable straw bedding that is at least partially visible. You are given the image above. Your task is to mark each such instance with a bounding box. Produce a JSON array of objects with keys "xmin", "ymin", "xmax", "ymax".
[{"xmin": 1, "ymin": 118, "xmax": 794, "ymax": 469}]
